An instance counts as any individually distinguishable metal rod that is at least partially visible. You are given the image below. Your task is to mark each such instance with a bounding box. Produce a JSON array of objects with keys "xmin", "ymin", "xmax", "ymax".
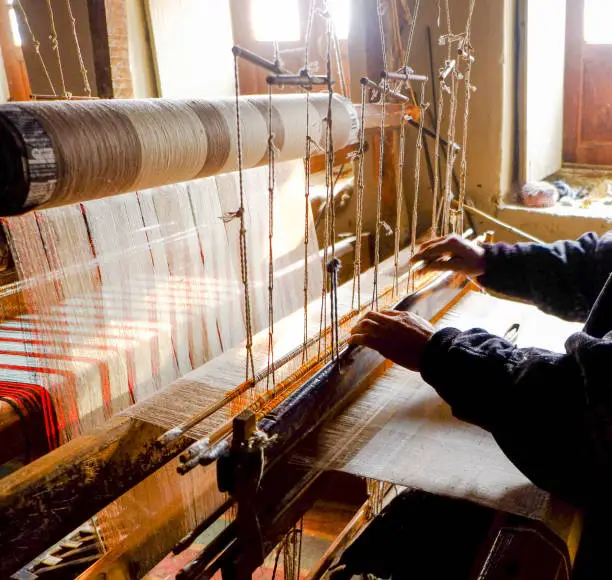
[
  {"xmin": 382, "ymin": 70, "xmax": 428, "ymax": 83},
  {"xmin": 405, "ymin": 115, "xmax": 461, "ymax": 152},
  {"xmin": 361, "ymin": 77, "xmax": 460, "ymax": 151},
  {"xmin": 361, "ymin": 76, "xmax": 412, "ymax": 104},
  {"xmin": 267, "ymin": 73, "xmax": 331, "ymax": 87},
  {"xmin": 232, "ymin": 45, "xmax": 285, "ymax": 75}
]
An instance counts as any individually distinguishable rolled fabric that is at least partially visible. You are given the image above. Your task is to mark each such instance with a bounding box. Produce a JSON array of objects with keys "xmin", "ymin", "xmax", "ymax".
[{"xmin": 0, "ymin": 94, "xmax": 358, "ymax": 215}]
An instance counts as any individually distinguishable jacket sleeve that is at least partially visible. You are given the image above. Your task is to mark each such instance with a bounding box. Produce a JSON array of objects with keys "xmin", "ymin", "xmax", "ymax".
[
  {"xmin": 477, "ymin": 233, "xmax": 604, "ymax": 321},
  {"xmin": 420, "ymin": 327, "xmax": 594, "ymax": 504}
]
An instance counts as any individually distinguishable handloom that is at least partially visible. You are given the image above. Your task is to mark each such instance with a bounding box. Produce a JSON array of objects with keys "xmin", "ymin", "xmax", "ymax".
[{"xmin": 0, "ymin": 1, "xmax": 580, "ymax": 579}]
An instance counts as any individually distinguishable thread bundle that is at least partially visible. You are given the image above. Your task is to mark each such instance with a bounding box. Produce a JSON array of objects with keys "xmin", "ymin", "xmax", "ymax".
[{"xmin": 0, "ymin": 95, "xmax": 358, "ymax": 214}]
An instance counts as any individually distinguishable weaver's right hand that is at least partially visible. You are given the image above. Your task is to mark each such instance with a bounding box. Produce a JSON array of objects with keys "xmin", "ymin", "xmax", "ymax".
[{"xmin": 410, "ymin": 235, "xmax": 486, "ymax": 277}]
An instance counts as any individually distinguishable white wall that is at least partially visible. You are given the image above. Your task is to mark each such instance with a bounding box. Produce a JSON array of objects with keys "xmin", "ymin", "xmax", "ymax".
[{"xmin": 127, "ymin": 0, "xmax": 157, "ymax": 98}]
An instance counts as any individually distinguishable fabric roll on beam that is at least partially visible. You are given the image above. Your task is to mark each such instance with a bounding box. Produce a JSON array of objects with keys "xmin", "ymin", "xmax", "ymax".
[{"xmin": 0, "ymin": 94, "xmax": 359, "ymax": 215}]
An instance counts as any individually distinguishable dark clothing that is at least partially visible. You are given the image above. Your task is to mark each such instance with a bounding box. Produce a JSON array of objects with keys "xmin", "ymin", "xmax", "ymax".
[{"xmin": 420, "ymin": 232, "xmax": 612, "ymax": 507}]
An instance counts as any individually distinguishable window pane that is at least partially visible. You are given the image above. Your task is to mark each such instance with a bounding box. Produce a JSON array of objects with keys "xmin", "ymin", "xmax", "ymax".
[
  {"xmin": 329, "ymin": 0, "xmax": 350, "ymax": 40},
  {"xmin": 584, "ymin": 0, "xmax": 612, "ymax": 44},
  {"xmin": 252, "ymin": 0, "xmax": 300, "ymax": 42}
]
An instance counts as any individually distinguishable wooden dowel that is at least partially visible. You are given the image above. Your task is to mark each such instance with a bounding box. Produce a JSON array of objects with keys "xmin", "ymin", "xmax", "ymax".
[{"xmin": 455, "ymin": 202, "xmax": 544, "ymax": 244}]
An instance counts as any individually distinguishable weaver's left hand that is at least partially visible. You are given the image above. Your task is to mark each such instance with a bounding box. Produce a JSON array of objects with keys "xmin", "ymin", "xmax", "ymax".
[{"xmin": 348, "ymin": 310, "xmax": 435, "ymax": 372}]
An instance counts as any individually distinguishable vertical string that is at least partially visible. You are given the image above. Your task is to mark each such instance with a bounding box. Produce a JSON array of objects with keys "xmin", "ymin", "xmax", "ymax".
[
  {"xmin": 233, "ymin": 53, "xmax": 255, "ymax": 381},
  {"xmin": 352, "ymin": 81, "xmax": 367, "ymax": 311},
  {"xmin": 409, "ymin": 82, "xmax": 428, "ymax": 291},
  {"xmin": 440, "ymin": 0, "xmax": 459, "ymax": 235},
  {"xmin": 371, "ymin": 76, "xmax": 387, "ymax": 311},
  {"xmin": 325, "ymin": 3, "xmax": 340, "ymax": 361},
  {"xmin": 46, "ymin": 0, "xmax": 69, "ymax": 97},
  {"xmin": 393, "ymin": 103, "xmax": 406, "ymax": 297},
  {"xmin": 266, "ymin": 83, "xmax": 276, "ymax": 388},
  {"xmin": 402, "ymin": 0, "xmax": 422, "ymax": 69},
  {"xmin": 456, "ymin": 0, "xmax": 478, "ymax": 234},
  {"xmin": 371, "ymin": 0, "xmax": 389, "ymax": 311},
  {"xmin": 65, "ymin": 0, "xmax": 92, "ymax": 96},
  {"xmin": 302, "ymin": 0, "xmax": 316, "ymax": 363},
  {"xmin": 16, "ymin": 0, "xmax": 56, "ymax": 95},
  {"xmin": 431, "ymin": 85, "xmax": 445, "ymax": 236}
]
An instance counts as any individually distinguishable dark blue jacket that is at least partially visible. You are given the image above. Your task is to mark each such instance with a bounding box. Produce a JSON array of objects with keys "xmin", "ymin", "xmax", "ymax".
[{"xmin": 420, "ymin": 232, "xmax": 612, "ymax": 507}]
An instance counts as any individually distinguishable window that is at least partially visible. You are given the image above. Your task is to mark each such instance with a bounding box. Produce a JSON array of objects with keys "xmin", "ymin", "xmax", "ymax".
[
  {"xmin": 251, "ymin": 0, "xmax": 350, "ymax": 42},
  {"xmin": 329, "ymin": 0, "xmax": 350, "ymax": 40},
  {"xmin": 7, "ymin": 0, "xmax": 22, "ymax": 47},
  {"xmin": 252, "ymin": 0, "xmax": 301, "ymax": 42},
  {"xmin": 584, "ymin": 0, "xmax": 612, "ymax": 44}
]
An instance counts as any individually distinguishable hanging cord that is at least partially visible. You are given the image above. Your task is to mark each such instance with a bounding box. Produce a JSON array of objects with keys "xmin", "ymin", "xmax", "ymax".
[
  {"xmin": 440, "ymin": 0, "xmax": 460, "ymax": 235},
  {"xmin": 393, "ymin": 103, "xmax": 407, "ymax": 297},
  {"xmin": 15, "ymin": 0, "xmax": 56, "ymax": 95},
  {"xmin": 318, "ymin": 3, "xmax": 338, "ymax": 360},
  {"xmin": 302, "ymin": 0, "xmax": 316, "ymax": 363},
  {"xmin": 370, "ymin": 0, "xmax": 394, "ymax": 311},
  {"xmin": 233, "ymin": 52, "xmax": 255, "ymax": 381},
  {"xmin": 408, "ymin": 82, "xmax": 429, "ymax": 292},
  {"xmin": 431, "ymin": 81, "xmax": 445, "ymax": 236},
  {"xmin": 65, "ymin": 0, "xmax": 92, "ymax": 96},
  {"xmin": 266, "ymin": 81, "xmax": 277, "ymax": 389},
  {"xmin": 456, "ymin": 0, "xmax": 478, "ymax": 234},
  {"xmin": 433, "ymin": 0, "xmax": 454, "ymax": 235},
  {"xmin": 46, "ymin": 0, "xmax": 70, "ymax": 97},
  {"xmin": 351, "ymin": 80, "xmax": 367, "ymax": 312},
  {"xmin": 327, "ymin": 257, "xmax": 341, "ymax": 361},
  {"xmin": 402, "ymin": 0, "xmax": 422, "ymax": 69},
  {"xmin": 377, "ymin": 0, "xmax": 389, "ymax": 72},
  {"xmin": 371, "ymin": 76, "xmax": 387, "ymax": 311},
  {"xmin": 442, "ymin": 70, "xmax": 459, "ymax": 234}
]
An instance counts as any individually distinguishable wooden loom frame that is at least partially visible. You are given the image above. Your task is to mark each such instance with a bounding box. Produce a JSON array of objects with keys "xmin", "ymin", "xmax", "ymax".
[{"xmin": 0, "ymin": 2, "xmax": 471, "ymax": 577}]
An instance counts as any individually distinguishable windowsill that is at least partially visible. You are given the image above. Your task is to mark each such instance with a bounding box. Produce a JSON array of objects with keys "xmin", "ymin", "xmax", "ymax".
[{"xmin": 500, "ymin": 201, "xmax": 612, "ymax": 220}]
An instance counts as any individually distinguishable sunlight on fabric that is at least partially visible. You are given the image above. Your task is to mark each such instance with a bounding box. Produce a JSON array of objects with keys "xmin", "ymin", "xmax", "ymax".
[{"xmin": 584, "ymin": 0, "xmax": 612, "ymax": 44}]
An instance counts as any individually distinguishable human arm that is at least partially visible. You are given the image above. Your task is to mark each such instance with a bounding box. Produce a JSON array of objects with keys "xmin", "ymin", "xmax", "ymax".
[
  {"xmin": 412, "ymin": 233, "xmax": 608, "ymax": 321},
  {"xmin": 349, "ymin": 311, "xmax": 594, "ymax": 504}
]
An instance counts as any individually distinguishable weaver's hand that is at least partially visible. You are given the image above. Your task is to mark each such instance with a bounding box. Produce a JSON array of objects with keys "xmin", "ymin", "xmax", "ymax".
[
  {"xmin": 348, "ymin": 310, "xmax": 435, "ymax": 372},
  {"xmin": 410, "ymin": 235, "xmax": 486, "ymax": 276}
]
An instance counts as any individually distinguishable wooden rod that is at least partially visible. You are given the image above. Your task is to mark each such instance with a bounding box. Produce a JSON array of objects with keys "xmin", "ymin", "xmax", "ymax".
[{"xmin": 456, "ymin": 202, "xmax": 544, "ymax": 244}]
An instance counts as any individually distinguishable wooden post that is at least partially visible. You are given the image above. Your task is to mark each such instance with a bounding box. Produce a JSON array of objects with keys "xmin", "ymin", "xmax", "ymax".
[
  {"xmin": 0, "ymin": 1, "xmax": 31, "ymax": 101},
  {"xmin": 88, "ymin": 0, "xmax": 133, "ymax": 98}
]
